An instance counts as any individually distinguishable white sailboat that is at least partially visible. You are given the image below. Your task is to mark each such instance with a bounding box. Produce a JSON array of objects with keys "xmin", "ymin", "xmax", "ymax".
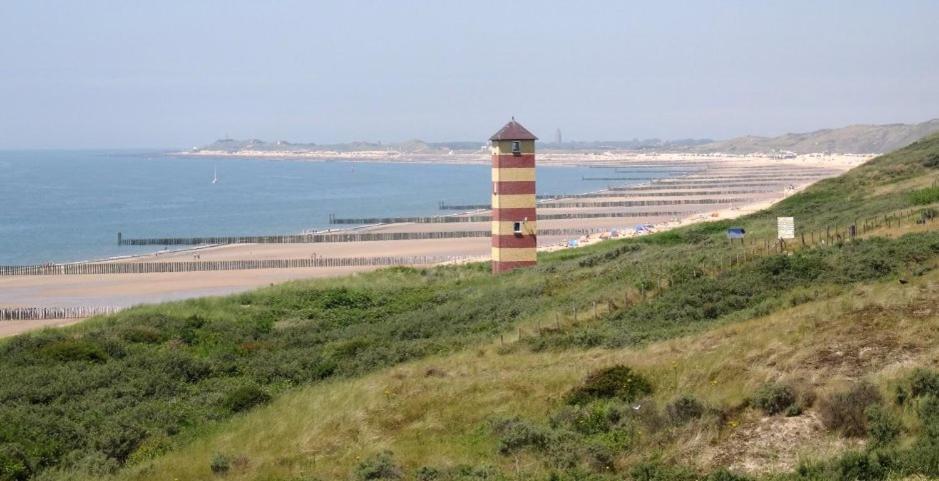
[{"xmin": 211, "ymin": 166, "xmax": 218, "ymax": 184}]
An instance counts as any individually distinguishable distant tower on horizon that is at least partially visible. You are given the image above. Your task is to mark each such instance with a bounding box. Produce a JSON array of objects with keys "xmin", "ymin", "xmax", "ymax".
[
  {"xmin": 555, "ymin": 128, "xmax": 562, "ymax": 145},
  {"xmin": 489, "ymin": 118, "xmax": 538, "ymax": 274}
]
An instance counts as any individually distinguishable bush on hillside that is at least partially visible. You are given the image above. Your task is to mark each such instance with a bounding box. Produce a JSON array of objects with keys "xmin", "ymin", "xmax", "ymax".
[
  {"xmin": 221, "ymin": 385, "xmax": 271, "ymax": 413},
  {"xmin": 628, "ymin": 460, "xmax": 697, "ymax": 481},
  {"xmin": 909, "ymin": 186, "xmax": 939, "ymax": 206},
  {"xmin": 490, "ymin": 418, "xmax": 549, "ymax": 454},
  {"xmin": 38, "ymin": 338, "xmax": 108, "ymax": 363},
  {"xmin": 0, "ymin": 443, "xmax": 32, "ymax": 481},
  {"xmin": 665, "ymin": 395, "xmax": 705, "ymax": 425},
  {"xmin": 923, "ymin": 153, "xmax": 939, "ymax": 168},
  {"xmin": 210, "ymin": 453, "xmax": 230, "ymax": 474},
  {"xmin": 819, "ymin": 383, "xmax": 882, "ymax": 437},
  {"xmin": 752, "ymin": 383, "xmax": 796, "ymax": 416},
  {"xmin": 566, "ymin": 366, "xmax": 652, "ymax": 405},
  {"xmin": 866, "ymin": 405, "xmax": 901, "ymax": 447},
  {"xmin": 355, "ymin": 451, "xmax": 402, "ymax": 480},
  {"xmin": 705, "ymin": 469, "xmax": 752, "ymax": 481},
  {"xmin": 909, "ymin": 369, "xmax": 939, "ymax": 399}
]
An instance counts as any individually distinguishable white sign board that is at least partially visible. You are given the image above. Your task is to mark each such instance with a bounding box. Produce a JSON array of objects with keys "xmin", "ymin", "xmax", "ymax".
[{"xmin": 777, "ymin": 217, "xmax": 795, "ymax": 239}]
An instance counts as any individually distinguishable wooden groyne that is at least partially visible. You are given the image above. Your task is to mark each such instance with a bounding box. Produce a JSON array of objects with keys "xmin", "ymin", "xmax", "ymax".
[
  {"xmin": 116, "ymin": 228, "xmax": 605, "ymax": 246},
  {"xmin": 438, "ymin": 202, "xmax": 491, "ymax": 211},
  {"xmin": 537, "ymin": 189, "xmax": 773, "ymax": 199},
  {"xmin": 539, "ymin": 198, "xmax": 745, "ymax": 209},
  {"xmin": 582, "ymin": 176, "xmax": 674, "ymax": 181},
  {"xmin": 328, "ymin": 211, "xmax": 687, "ymax": 225},
  {"xmin": 0, "ymin": 255, "xmax": 473, "ymax": 277},
  {"xmin": 0, "ymin": 306, "xmax": 122, "ymax": 321},
  {"xmin": 609, "ymin": 183, "xmax": 782, "ymax": 191}
]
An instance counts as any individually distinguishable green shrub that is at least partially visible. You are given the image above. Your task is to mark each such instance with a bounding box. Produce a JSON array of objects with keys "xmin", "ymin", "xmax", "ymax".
[
  {"xmin": 628, "ymin": 460, "xmax": 697, "ymax": 481},
  {"xmin": 210, "ymin": 453, "xmax": 230, "ymax": 474},
  {"xmin": 909, "ymin": 369, "xmax": 939, "ymax": 398},
  {"xmin": 704, "ymin": 469, "xmax": 752, "ymax": 481},
  {"xmin": 923, "ymin": 153, "xmax": 939, "ymax": 168},
  {"xmin": 909, "ymin": 186, "xmax": 939, "ymax": 206},
  {"xmin": 222, "ymin": 385, "xmax": 271, "ymax": 413},
  {"xmin": 355, "ymin": 451, "xmax": 401, "ymax": 480},
  {"xmin": 665, "ymin": 395, "xmax": 704, "ymax": 425},
  {"xmin": 0, "ymin": 443, "xmax": 32, "ymax": 481},
  {"xmin": 120, "ymin": 325, "xmax": 164, "ymax": 344},
  {"xmin": 752, "ymin": 383, "xmax": 796, "ymax": 415},
  {"xmin": 552, "ymin": 401, "xmax": 626, "ymax": 435},
  {"xmin": 866, "ymin": 405, "xmax": 901, "ymax": 447},
  {"xmin": 834, "ymin": 450, "xmax": 890, "ymax": 481},
  {"xmin": 38, "ymin": 338, "xmax": 108, "ymax": 363},
  {"xmin": 819, "ymin": 383, "xmax": 882, "ymax": 437},
  {"xmin": 566, "ymin": 366, "xmax": 652, "ymax": 405},
  {"xmin": 490, "ymin": 418, "xmax": 549, "ymax": 454}
]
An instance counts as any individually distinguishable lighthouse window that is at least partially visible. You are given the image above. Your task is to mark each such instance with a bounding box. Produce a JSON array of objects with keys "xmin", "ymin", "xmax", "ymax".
[
  {"xmin": 513, "ymin": 221, "xmax": 522, "ymax": 234},
  {"xmin": 511, "ymin": 141, "xmax": 521, "ymax": 155}
]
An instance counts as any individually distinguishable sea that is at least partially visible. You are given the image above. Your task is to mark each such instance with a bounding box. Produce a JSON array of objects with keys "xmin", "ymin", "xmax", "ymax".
[{"xmin": 0, "ymin": 150, "xmax": 671, "ymax": 265}]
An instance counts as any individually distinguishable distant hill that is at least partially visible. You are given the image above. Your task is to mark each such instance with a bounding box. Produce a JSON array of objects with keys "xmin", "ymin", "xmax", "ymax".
[
  {"xmin": 194, "ymin": 119, "xmax": 939, "ymax": 155},
  {"xmin": 693, "ymin": 119, "xmax": 939, "ymax": 154},
  {"xmin": 196, "ymin": 138, "xmax": 453, "ymax": 154}
]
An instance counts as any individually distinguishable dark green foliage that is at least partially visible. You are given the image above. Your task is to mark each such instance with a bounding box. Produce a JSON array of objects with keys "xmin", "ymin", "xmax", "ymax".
[
  {"xmin": 908, "ymin": 368, "xmax": 939, "ymax": 398},
  {"xmin": 566, "ymin": 366, "xmax": 653, "ymax": 405},
  {"xmin": 752, "ymin": 383, "xmax": 796, "ymax": 416},
  {"xmin": 819, "ymin": 383, "xmax": 882, "ymax": 437},
  {"xmin": 210, "ymin": 453, "xmax": 230, "ymax": 474},
  {"xmin": 909, "ymin": 186, "xmax": 939, "ymax": 206},
  {"xmin": 412, "ymin": 465, "xmax": 510, "ymax": 481},
  {"xmin": 355, "ymin": 451, "xmax": 401, "ymax": 480},
  {"xmin": 0, "ymin": 443, "xmax": 31, "ymax": 481},
  {"xmin": 923, "ymin": 153, "xmax": 939, "ymax": 168},
  {"xmin": 490, "ymin": 418, "xmax": 549, "ymax": 454},
  {"xmin": 664, "ymin": 396, "xmax": 704, "ymax": 425},
  {"xmin": 0, "ymin": 267, "xmax": 554, "ymax": 478},
  {"xmin": 866, "ymin": 405, "xmax": 901, "ymax": 447},
  {"xmin": 628, "ymin": 460, "xmax": 697, "ymax": 481},
  {"xmin": 38, "ymin": 338, "xmax": 108, "ymax": 363},
  {"xmin": 704, "ymin": 469, "xmax": 752, "ymax": 481},
  {"xmin": 222, "ymin": 385, "xmax": 271, "ymax": 413},
  {"xmin": 833, "ymin": 450, "xmax": 890, "ymax": 481}
]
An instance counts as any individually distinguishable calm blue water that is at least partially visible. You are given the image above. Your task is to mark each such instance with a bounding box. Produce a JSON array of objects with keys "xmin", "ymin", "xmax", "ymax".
[{"xmin": 0, "ymin": 151, "xmax": 671, "ymax": 265}]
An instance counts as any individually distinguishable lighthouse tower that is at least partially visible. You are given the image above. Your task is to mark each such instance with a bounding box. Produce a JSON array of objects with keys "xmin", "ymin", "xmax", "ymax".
[{"xmin": 489, "ymin": 118, "xmax": 538, "ymax": 273}]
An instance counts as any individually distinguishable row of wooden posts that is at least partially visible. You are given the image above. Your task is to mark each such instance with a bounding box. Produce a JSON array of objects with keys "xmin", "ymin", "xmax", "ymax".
[
  {"xmin": 0, "ymin": 255, "xmax": 473, "ymax": 277},
  {"xmin": 116, "ymin": 228, "xmax": 607, "ymax": 246},
  {"xmin": 609, "ymin": 182, "xmax": 783, "ymax": 191},
  {"xmin": 329, "ymin": 211, "xmax": 689, "ymax": 225},
  {"xmin": 0, "ymin": 306, "xmax": 122, "ymax": 321}
]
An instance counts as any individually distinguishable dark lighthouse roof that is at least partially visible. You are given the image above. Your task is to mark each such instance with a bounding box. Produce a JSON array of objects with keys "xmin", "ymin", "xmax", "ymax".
[{"xmin": 489, "ymin": 118, "xmax": 538, "ymax": 141}]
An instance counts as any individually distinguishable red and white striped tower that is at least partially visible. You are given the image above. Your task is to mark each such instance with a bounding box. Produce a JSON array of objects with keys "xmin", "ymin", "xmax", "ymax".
[{"xmin": 490, "ymin": 118, "xmax": 538, "ymax": 273}]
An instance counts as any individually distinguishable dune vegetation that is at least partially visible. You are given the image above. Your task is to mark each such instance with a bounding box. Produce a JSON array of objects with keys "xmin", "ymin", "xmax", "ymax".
[{"xmin": 2, "ymin": 133, "xmax": 939, "ymax": 481}]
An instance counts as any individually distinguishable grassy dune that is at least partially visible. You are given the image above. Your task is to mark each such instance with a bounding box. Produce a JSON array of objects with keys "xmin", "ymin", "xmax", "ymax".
[
  {"xmin": 2, "ymin": 133, "xmax": 939, "ymax": 481},
  {"xmin": 107, "ymin": 268, "xmax": 939, "ymax": 481}
]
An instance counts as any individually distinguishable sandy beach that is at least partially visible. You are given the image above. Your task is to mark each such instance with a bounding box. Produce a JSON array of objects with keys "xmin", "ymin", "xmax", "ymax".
[{"xmin": 0, "ymin": 153, "xmax": 869, "ymax": 337}]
